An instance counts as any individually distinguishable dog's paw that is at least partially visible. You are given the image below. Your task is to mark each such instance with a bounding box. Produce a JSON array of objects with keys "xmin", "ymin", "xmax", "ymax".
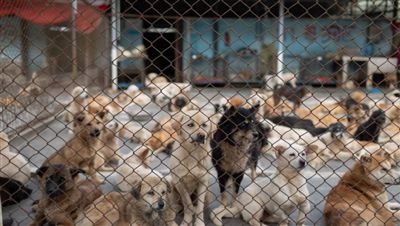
[{"xmin": 209, "ymin": 210, "xmax": 223, "ymax": 226}]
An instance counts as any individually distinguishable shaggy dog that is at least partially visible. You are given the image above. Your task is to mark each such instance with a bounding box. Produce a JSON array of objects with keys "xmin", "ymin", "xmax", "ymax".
[
  {"xmin": 210, "ymin": 103, "xmax": 260, "ymax": 220},
  {"xmin": 354, "ymin": 109, "xmax": 386, "ymax": 143}
]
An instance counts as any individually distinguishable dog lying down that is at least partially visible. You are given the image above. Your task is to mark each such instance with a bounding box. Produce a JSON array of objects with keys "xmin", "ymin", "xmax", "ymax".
[
  {"xmin": 212, "ymin": 144, "xmax": 311, "ymax": 226},
  {"xmin": 324, "ymin": 151, "xmax": 400, "ymax": 226}
]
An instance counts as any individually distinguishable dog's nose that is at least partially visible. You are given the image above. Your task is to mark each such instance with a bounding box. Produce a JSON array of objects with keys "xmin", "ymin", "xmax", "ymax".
[
  {"xmin": 299, "ymin": 160, "xmax": 306, "ymax": 168},
  {"xmin": 91, "ymin": 128, "xmax": 101, "ymax": 137},
  {"xmin": 347, "ymin": 115, "xmax": 353, "ymax": 121},
  {"xmin": 175, "ymin": 98, "xmax": 187, "ymax": 108},
  {"xmin": 157, "ymin": 200, "xmax": 165, "ymax": 210},
  {"xmin": 195, "ymin": 134, "xmax": 206, "ymax": 144}
]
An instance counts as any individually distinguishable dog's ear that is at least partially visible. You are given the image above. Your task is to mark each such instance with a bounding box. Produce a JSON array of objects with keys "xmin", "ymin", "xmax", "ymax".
[
  {"xmin": 75, "ymin": 113, "xmax": 86, "ymax": 123},
  {"xmin": 360, "ymin": 154, "xmax": 372, "ymax": 166},
  {"xmin": 163, "ymin": 178, "xmax": 172, "ymax": 193},
  {"xmin": 36, "ymin": 166, "xmax": 49, "ymax": 178},
  {"xmin": 136, "ymin": 146, "xmax": 153, "ymax": 167},
  {"xmin": 97, "ymin": 108, "xmax": 109, "ymax": 120},
  {"xmin": 171, "ymin": 114, "xmax": 184, "ymax": 133},
  {"xmin": 275, "ymin": 145, "xmax": 286, "ymax": 156},
  {"xmin": 130, "ymin": 182, "xmax": 142, "ymax": 199},
  {"xmin": 305, "ymin": 144, "xmax": 319, "ymax": 155},
  {"xmin": 70, "ymin": 168, "xmax": 85, "ymax": 178}
]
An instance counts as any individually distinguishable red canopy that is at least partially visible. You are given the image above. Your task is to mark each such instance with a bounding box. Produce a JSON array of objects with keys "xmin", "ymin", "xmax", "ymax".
[{"xmin": 0, "ymin": 0, "xmax": 106, "ymax": 34}]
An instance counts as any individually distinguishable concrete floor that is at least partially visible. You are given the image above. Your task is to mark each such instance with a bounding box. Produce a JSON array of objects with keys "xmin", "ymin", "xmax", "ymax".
[{"xmin": 3, "ymin": 87, "xmax": 400, "ymax": 225}]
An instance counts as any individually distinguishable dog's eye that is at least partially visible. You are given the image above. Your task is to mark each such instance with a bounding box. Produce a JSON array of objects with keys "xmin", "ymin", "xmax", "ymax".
[
  {"xmin": 146, "ymin": 191, "xmax": 154, "ymax": 196},
  {"xmin": 161, "ymin": 191, "xmax": 166, "ymax": 195},
  {"xmin": 87, "ymin": 123, "xmax": 92, "ymax": 126},
  {"xmin": 187, "ymin": 123, "xmax": 194, "ymax": 128},
  {"xmin": 97, "ymin": 122, "xmax": 101, "ymax": 125},
  {"xmin": 289, "ymin": 153, "xmax": 296, "ymax": 157},
  {"xmin": 382, "ymin": 168, "xmax": 389, "ymax": 173},
  {"xmin": 301, "ymin": 153, "xmax": 305, "ymax": 156},
  {"xmin": 201, "ymin": 123, "xmax": 208, "ymax": 128}
]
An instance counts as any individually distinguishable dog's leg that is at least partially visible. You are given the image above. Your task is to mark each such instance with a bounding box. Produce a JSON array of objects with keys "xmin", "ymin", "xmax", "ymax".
[
  {"xmin": 210, "ymin": 172, "xmax": 230, "ymax": 226},
  {"xmin": 175, "ymin": 182, "xmax": 194, "ymax": 226},
  {"xmin": 194, "ymin": 179, "xmax": 208, "ymax": 226},
  {"xmin": 296, "ymin": 199, "xmax": 310, "ymax": 226},
  {"xmin": 232, "ymin": 172, "xmax": 245, "ymax": 201}
]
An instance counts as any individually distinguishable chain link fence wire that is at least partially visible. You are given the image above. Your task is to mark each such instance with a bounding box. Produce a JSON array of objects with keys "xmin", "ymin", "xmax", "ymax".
[{"xmin": 2, "ymin": 0, "xmax": 400, "ymax": 225}]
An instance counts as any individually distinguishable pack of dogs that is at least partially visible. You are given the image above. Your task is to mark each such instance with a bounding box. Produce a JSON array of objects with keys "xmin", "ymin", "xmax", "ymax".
[{"xmin": 3, "ymin": 75, "xmax": 400, "ymax": 226}]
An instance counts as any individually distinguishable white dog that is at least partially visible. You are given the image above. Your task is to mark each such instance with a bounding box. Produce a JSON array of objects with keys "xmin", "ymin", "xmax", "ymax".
[{"xmin": 212, "ymin": 143, "xmax": 311, "ymax": 226}]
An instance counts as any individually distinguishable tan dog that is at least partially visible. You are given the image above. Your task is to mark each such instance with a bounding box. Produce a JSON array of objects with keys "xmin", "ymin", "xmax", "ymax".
[
  {"xmin": 43, "ymin": 112, "xmax": 103, "ymax": 183},
  {"xmin": 94, "ymin": 120, "xmax": 120, "ymax": 171},
  {"xmin": 169, "ymin": 110, "xmax": 213, "ymax": 226},
  {"xmin": 64, "ymin": 86, "xmax": 89, "ymax": 129},
  {"xmin": 324, "ymin": 152, "xmax": 400, "ymax": 226},
  {"xmin": 76, "ymin": 171, "xmax": 176, "ymax": 226},
  {"xmin": 30, "ymin": 164, "xmax": 102, "ymax": 226},
  {"xmin": 145, "ymin": 116, "xmax": 179, "ymax": 154}
]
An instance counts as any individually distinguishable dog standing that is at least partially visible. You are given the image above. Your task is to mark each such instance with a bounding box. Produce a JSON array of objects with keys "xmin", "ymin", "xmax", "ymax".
[
  {"xmin": 30, "ymin": 164, "xmax": 102, "ymax": 226},
  {"xmin": 354, "ymin": 109, "xmax": 386, "ymax": 143},
  {"xmin": 169, "ymin": 110, "xmax": 213, "ymax": 226},
  {"xmin": 324, "ymin": 152, "xmax": 400, "ymax": 226},
  {"xmin": 210, "ymin": 104, "xmax": 260, "ymax": 223},
  {"xmin": 212, "ymin": 144, "xmax": 311, "ymax": 226},
  {"xmin": 43, "ymin": 112, "xmax": 103, "ymax": 183}
]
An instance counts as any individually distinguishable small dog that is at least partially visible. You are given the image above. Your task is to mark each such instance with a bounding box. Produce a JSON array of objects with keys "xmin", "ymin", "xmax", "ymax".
[
  {"xmin": 212, "ymin": 144, "xmax": 311, "ymax": 226},
  {"xmin": 76, "ymin": 170, "xmax": 176, "ymax": 226},
  {"xmin": 30, "ymin": 164, "xmax": 102, "ymax": 226},
  {"xmin": 355, "ymin": 109, "xmax": 386, "ymax": 143},
  {"xmin": 115, "ymin": 146, "xmax": 155, "ymax": 192},
  {"xmin": 210, "ymin": 103, "xmax": 260, "ymax": 221},
  {"xmin": 0, "ymin": 132, "xmax": 34, "ymax": 185},
  {"xmin": 169, "ymin": 110, "xmax": 213, "ymax": 226},
  {"xmin": 43, "ymin": 112, "xmax": 104, "ymax": 183},
  {"xmin": 0, "ymin": 177, "xmax": 32, "ymax": 207},
  {"xmin": 324, "ymin": 152, "xmax": 400, "ymax": 226},
  {"xmin": 94, "ymin": 120, "xmax": 120, "ymax": 171},
  {"xmin": 273, "ymin": 83, "xmax": 310, "ymax": 110},
  {"xmin": 64, "ymin": 86, "xmax": 89, "ymax": 124}
]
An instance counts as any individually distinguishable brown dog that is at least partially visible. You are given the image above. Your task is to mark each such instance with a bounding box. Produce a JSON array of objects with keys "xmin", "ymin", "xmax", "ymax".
[
  {"xmin": 324, "ymin": 152, "xmax": 400, "ymax": 226},
  {"xmin": 43, "ymin": 112, "xmax": 103, "ymax": 183},
  {"xmin": 76, "ymin": 172, "xmax": 177, "ymax": 226},
  {"xmin": 30, "ymin": 164, "xmax": 102, "ymax": 226}
]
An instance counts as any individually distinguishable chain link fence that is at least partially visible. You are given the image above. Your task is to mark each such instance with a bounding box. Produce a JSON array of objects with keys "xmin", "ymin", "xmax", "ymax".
[{"xmin": 1, "ymin": 0, "xmax": 400, "ymax": 225}]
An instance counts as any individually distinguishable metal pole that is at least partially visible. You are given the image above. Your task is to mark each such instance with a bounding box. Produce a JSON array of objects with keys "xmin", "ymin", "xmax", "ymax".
[
  {"xmin": 111, "ymin": 0, "xmax": 120, "ymax": 90},
  {"xmin": 71, "ymin": 0, "xmax": 78, "ymax": 79},
  {"xmin": 277, "ymin": 0, "xmax": 285, "ymax": 80},
  {"xmin": 185, "ymin": 19, "xmax": 192, "ymax": 81}
]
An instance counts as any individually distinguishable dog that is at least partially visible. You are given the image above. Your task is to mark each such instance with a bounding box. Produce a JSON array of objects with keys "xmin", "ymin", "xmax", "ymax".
[
  {"xmin": 354, "ymin": 109, "xmax": 386, "ymax": 143},
  {"xmin": 43, "ymin": 112, "xmax": 104, "ymax": 183},
  {"xmin": 169, "ymin": 110, "xmax": 213, "ymax": 226},
  {"xmin": 210, "ymin": 103, "xmax": 260, "ymax": 220},
  {"xmin": 30, "ymin": 164, "xmax": 102, "ymax": 226},
  {"xmin": 115, "ymin": 146, "xmax": 155, "ymax": 192},
  {"xmin": 212, "ymin": 144, "xmax": 311, "ymax": 226},
  {"xmin": 76, "ymin": 169, "xmax": 176, "ymax": 226},
  {"xmin": 248, "ymin": 120, "xmax": 272, "ymax": 180},
  {"xmin": 64, "ymin": 86, "xmax": 89, "ymax": 124},
  {"xmin": 168, "ymin": 91, "xmax": 199, "ymax": 112},
  {"xmin": 0, "ymin": 177, "xmax": 32, "ymax": 207},
  {"xmin": 273, "ymin": 83, "xmax": 310, "ymax": 110},
  {"xmin": 324, "ymin": 152, "xmax": 400, "ymax": 226},
  {"xmin": 94, "ymin": 120, "xmax": 120, "ymax": 171},
  {"xmin": 0, "ymin": 132, "xmax": 34, "ymax": 185}
]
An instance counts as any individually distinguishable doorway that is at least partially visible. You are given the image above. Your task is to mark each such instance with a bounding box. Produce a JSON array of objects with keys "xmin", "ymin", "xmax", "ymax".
[{"xmin": 143, "ymin": 18, "xmax": 182, "ymax": 82}]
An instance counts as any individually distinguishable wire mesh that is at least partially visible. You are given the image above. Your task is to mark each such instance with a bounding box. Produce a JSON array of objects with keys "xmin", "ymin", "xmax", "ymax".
[{"xmin": 1, "ymin": 0, "xmax": 400, "ymax": 225}]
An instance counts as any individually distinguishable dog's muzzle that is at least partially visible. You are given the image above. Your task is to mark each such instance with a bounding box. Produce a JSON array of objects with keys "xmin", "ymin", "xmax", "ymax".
[
  {"xmin": 192, "ymin": 134, "xmax": 206, "ymax": 144},
  {"xmin": 155, "ymin": 199, "xmax": 165, "ymax": 211},
  {"xmin": 46, "ymin": 180, "xmax": 64, "ymax": 198},
  {"xmin": 298, "ymin": 160, "xmax": 306, "ymax": 169},
  {"xmin": 90, "ymin": 128, "xmax": 101, "ymax": 137}
]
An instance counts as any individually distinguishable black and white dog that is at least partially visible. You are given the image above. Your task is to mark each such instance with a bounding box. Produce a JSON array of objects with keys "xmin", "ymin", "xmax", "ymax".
[
  {"xmin": 211, "ymin": 103, "xmax": 269, "ymax": 222},
  {"xmin": 355, "ymin": 109, "xmax": 386, "ymax": 143}
]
